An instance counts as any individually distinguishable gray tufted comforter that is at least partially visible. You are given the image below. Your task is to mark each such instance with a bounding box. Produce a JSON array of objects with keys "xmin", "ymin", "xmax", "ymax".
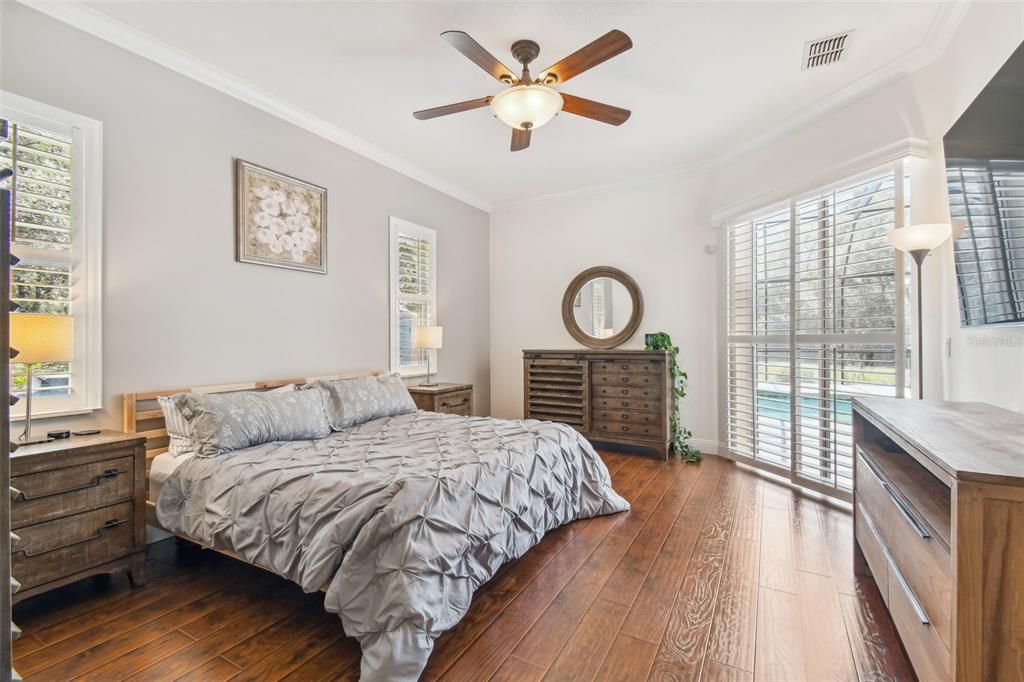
[{"xmin": 155, "ymin": 411, "xmax": 629, "ymax": 681}]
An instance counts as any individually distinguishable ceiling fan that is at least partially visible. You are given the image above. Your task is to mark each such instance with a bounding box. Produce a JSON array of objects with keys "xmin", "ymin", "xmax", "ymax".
[{"xmin": 413, "ymin": 30, "xmax": 633, "ymax": 152}]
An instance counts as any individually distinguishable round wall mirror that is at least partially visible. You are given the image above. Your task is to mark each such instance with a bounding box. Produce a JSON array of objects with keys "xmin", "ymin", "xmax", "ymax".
[{"xmin": 561, "ymin": 266, "xmax": 644, "ymax": 349}]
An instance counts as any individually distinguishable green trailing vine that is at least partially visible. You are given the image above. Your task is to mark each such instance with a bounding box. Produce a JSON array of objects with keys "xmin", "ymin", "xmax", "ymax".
[{"xmin": 644, "ymin": 331, "xmax": 702, "ymax": 463}]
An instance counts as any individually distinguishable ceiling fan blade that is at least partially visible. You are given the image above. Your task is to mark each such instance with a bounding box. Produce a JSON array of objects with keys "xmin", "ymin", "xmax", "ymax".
[
  {"xmin": 441, "ymin": 31, "xmax": 518, "ymax": 83},
  {"xmin": 413, "ymin": 97, "xmax": 492, "ymax": 120},
  {"xmin": 511, "ymin": 127, "xmax": 532, "ymax": 152},
  {"xmin": 561, "ymin": 93, "xmax": 631, "ymax": 126},
  {"xmin": 539, "ymin": 29, "xmax": 632, "ymax": 85}
]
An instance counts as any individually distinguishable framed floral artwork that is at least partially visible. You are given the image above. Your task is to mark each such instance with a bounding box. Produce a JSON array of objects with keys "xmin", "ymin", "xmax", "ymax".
[{"xmin": 235, "ymin": 159, "xmax": 327, "ymax": 273}]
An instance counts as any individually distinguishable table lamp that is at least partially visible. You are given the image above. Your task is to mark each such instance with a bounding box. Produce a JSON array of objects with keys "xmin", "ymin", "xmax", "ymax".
[
  {"xmin": 413, "ymin": 326, "xmax": 442, "ymax": 386},
  {"xmin": 10, "ymin": 313, "xmax": 73, "ymax": 443},
  {"xmin": 887, "ymin": 223, "xmax": 951, "ymax": 399}
]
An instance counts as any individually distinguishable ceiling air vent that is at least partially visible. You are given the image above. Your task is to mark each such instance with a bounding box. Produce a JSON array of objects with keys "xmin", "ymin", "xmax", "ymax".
[{"xmin": 802, "ymin": 30, "xmax": 853, "ymax": 70}]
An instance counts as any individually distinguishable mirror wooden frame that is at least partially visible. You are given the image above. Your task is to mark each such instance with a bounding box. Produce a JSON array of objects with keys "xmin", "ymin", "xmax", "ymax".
[{"xmin": 561, "ymin": 266, "xmax": 644, "ymax": 349}]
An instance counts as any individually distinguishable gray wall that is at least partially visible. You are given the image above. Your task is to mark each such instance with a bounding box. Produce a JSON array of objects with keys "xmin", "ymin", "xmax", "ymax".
[{"xmin": 0, "ymin": 3, "xmax": 491, "ymax": 430}]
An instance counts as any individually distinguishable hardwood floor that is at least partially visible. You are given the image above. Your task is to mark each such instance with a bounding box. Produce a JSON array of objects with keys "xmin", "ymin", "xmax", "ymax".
[{"xmin": 12, "ymin": 452, "xmax": 915, "ymax": 681}]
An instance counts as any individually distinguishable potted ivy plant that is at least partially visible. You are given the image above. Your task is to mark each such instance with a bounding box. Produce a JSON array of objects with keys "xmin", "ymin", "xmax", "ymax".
[{"xmin": 644, "ymin": 332, "xmax": 702, "ymax": 463}]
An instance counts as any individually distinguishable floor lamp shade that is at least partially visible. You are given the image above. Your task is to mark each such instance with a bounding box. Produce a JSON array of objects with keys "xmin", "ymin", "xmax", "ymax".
[
  {"xmin": 886, "ymin": 224, "xmax": 951, "ymax": 400},
  {"xmin": 11, "ymin": 313, "xmax": 73, "ymax": 364}
]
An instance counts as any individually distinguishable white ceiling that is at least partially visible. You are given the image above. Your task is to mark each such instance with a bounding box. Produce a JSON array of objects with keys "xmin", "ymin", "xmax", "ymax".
[{"xmin": 74, "ymin": 1, "xmax": 961, "ymax": 209}]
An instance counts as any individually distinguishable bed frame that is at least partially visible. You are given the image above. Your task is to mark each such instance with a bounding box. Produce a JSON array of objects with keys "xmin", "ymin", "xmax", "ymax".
[{"xmin": 122, "ymin": 369, "xmax": 384, "ymax": 532}]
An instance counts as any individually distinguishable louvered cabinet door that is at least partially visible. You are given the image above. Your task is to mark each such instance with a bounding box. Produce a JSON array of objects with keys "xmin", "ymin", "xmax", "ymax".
[{"xmin": 523, "ymin": 354, "xmax": 589, "ymax": 433}]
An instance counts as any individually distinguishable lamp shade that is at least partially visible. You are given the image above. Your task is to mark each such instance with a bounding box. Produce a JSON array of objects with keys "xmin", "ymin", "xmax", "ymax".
[
  {"xmin": 887, "ymin": 223, "xmax": 951, "ymax": 254},
  {"xmin": 413, "ymin": 326, "xmax": 443, "ymax": 350},
  {"xmin": 490, "ymin": 84, "xmax": 563, "ymax": 131},
  {"xmin": 10, "ymin": 313, "xmax": 73, "ymax": 364}
]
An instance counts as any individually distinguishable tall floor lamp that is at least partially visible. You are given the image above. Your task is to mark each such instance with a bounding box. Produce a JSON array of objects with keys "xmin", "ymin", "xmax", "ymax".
[{"xmin": 887, "ymin": 223, "xmax": 951, "ymax": 400}]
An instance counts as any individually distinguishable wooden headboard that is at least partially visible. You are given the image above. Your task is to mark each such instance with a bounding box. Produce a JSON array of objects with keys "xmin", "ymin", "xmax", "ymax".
[{"xmin": 123, "ymin": 369, "xmax": 385, "ymax": 472}]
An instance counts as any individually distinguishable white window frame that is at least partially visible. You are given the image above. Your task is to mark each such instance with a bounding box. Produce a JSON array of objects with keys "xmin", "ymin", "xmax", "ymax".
[
  {"xmin": 2, "ymin": 91, "xmax": 103, "ymax": 419},
  {"xmin": 388, "ymin": 216, "xmax": 437, "ymax": 377},
  {"xmin": 720, "ymin": 160, "xmax": 907, "ymax": 501}
]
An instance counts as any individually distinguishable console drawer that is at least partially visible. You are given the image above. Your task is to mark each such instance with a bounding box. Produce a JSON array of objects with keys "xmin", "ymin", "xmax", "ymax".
[
  {"xmin": 887, "ymin": 551, "xmax": 951, "ymax": 682},
  {"xmin": 854, "ymin": 500, "xmax": 889, "ymax": 603},
  {"xmin": 856, "ymin": 452, "xmax": 952, "ymax": 647}
]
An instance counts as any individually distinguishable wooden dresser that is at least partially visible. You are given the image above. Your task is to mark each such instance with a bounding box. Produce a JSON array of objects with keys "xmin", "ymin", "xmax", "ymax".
[
  {"xmin": 852, "ymin": 397, "xmax": 1024, "ymax": 682},
  {"xmin": 10, "ymin": 431, "xmax": 147, "ymax": 602},
  {"xmin": 523, "ymin": 349, "xmax": 671, "ymax": 458},
  {"xmin": 407, "ymin": 383, "xmax": 474, "ymax": 416}
]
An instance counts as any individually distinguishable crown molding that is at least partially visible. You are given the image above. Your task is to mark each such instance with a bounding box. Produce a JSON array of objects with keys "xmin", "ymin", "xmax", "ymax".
[
  {"xmin": 710, "ymin": 0, "xmax": 970, "ymax": 171},
  {"xmin": 16, "ymin": 0, "xmax": 493, "ymax": 213},
  {"xmin": 710, "ymin": 137, "xmax": 930, "ymax": 225},
  {"xmin": 491, "ymin": 160, "xmax": 713, "ymax": 212},
  {"xmin": 15, "ymin": 0, "xmax": 968, "ymax": 213}
]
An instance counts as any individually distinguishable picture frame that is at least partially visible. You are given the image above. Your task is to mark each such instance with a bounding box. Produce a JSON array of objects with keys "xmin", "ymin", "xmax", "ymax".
[{"xmin": 235, "ymin": 159, "xmax": 327, "ymax": 274}]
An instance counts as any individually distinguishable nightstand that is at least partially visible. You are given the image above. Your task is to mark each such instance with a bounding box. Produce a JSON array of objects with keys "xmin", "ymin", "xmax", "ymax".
[
  {"xmin": 407, "ymin": 383, "xmax": 474, "ymax": 416},
  {"xmin": 10, "ymin": 430, "xmax": 147, "ymax": 602}
]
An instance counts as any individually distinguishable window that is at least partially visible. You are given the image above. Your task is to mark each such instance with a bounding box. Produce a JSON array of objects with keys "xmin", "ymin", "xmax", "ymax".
[
  {"xmin": 947, "ymin": 160, "xmax": 1024, "ymax": 326},
  {"xmin": 1, "ymin": 93, "xmax": 102, "ymax": 417},
  {"xmin": 725, "ymin": 163, "xmax": 907, "ymax": 497},
  {"xmin": 389, "ymin": 217, "xmax": 436, "ymax": 376}
]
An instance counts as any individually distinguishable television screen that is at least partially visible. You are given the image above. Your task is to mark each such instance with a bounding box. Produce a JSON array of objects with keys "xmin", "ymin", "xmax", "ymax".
[{"xmin": 944, "ymin": 41, "xmax": 1024, "ymax": 327}]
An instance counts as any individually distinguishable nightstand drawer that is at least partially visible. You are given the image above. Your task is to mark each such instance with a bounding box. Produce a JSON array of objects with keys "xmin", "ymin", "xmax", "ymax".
[
  {"xmin": 13, "ymin": 502, "xmax": 135, "ymax": 591},
  {"xmin": 437, "ymin": 390, "xmax": 472, "ymax": 415},
  {"xmin": 11, "ymin": 455, "xmax": 134, "ymax": 530}
]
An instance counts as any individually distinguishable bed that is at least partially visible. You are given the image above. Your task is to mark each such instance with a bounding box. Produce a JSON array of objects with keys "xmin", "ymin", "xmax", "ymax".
[{"xmin": 124, "ymin": 372, "xmax": 629, "ymax": 681}]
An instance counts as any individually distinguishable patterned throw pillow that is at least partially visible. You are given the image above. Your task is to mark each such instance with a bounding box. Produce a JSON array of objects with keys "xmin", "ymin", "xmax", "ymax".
[
  {"xmin": 158, "ymin": 383, "xmax": 296, "ymax": 457},
  {"xmin": 172, "ymin": 386, "xmax": 329, "ymax": 456},
  {"xmin": 308, "ymin": 373, "xmax": 417, "ymax": 431}
]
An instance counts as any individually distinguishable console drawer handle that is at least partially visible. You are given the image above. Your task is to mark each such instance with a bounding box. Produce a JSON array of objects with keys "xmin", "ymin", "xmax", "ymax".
[
  {"xmin": 12, "ymin": 468, "xmax": 122, "ymax": 502},
  {"xmin": 14, "ymin": 518, "xmax": 126, "ymax": 558},
  {"xmin": 861, "ymin": 506, "xmax": 930, "ymax": 625}
]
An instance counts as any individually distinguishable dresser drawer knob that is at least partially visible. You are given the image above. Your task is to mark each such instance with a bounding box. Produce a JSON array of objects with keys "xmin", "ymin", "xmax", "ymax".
[
  {"xmin": 621, "ymin": 414, "xmax": 630, "ymax": 420},
  {"xmin": 13, "ymin": 518, "xmax": 126, "ymax": 558},
  {"xmin": 620, "ymin": 389, "xmax": 628, "ymax": 395},
  {"xmin": 621, "ymin": 401, "xmax": 629, "ymax": 407},
  {"xmin": 12, "ymin": 468, "xmax": 122, "ymax": 502},
  {"xmin": 621, "ymin": 377, "xmax": 629, "ymax": 383},
  {"xmin": 620, "ymin": 364, "xmax": 629, "ymax": 371},
  {"xmin": 621, "ymin": 426, "xmax": 630, "ymax": 432}
]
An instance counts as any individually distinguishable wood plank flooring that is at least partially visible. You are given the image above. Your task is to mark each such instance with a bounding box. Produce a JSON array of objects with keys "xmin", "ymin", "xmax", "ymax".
[{"xmin": 13, "ymin": 452, "xmax": 915, "ymax": 681}]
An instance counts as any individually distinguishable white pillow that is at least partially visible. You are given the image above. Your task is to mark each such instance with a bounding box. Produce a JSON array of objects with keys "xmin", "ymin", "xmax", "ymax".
[{"xmin": 157, "ymin": 383, "xmax": 295, "ymax": 457}]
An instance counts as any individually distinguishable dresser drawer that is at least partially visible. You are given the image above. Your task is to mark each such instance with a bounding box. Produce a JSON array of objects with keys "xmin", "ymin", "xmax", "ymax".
[
  {"xmin": 592, "ymin": 410, "xmax": 663, "ymax": 427},
  {"xmin": 11, "ymin": 455, "xmax": 134, "ymax": 530},
  {"xmin": 436, "ymin": 390, "xmax": 472, "ymax": 415},
  {"xmin": 591, "ymin": 421, "xmax": 663, "ymax": 440},
  {"xmin": 592, "ymin": 396, "xmax": 661, "ymax": 412},
  {"xmin": 591, "ymin": 372, "xmax": 660, "ymax": 388},
  {"xmin": 593, "ymin": 385, "xmax": 661, "ymax": 401},
  {"xmin": 856, "ymin": 452, "xmax": 952, "ymax": 647},
  {"xmin": 591, "ymin": 360, "xmax": 662, "ymax": 375},
  {"xmin": 887, "ymin": 551, "xmax": 951, "ymax": 682},
  {"xmin": 13, "ymin": 501, "xmax": 135, "ymax": 591}
]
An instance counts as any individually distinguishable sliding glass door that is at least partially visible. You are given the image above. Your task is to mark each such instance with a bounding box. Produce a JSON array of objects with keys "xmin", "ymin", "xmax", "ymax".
[{"xmin": 725, "ymin": 163, "xmax": 907, "ymax": 498}]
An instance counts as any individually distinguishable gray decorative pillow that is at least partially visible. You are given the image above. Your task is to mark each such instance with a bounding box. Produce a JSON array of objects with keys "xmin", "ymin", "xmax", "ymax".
[
  {"xmin": 173, "ymin": 388, "xmax": 330, "ymax": 456},
  {"xmin": 159, "ymin": 383, "xmax": 296, "ymax": 457},
  {"xmin": 309, "ymin": 373, "xmax": 417, "ymax": 430}
]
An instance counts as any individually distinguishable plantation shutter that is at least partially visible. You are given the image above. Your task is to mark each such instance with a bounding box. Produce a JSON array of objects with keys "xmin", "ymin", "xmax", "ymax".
[
  {"xmin": 390, "ymin": 220, "xmax": 437, "ymax": 375},
  {"xmin": 725, "ymin": 165, "xmax": 905, "ymax": 498},
  {"xmin": 0, "ymin": 122, "xmax": 74, "ymax": 400},
  {"xmin": 947, "ymin": 161, "xmax": 1024, "ymax": 325}
]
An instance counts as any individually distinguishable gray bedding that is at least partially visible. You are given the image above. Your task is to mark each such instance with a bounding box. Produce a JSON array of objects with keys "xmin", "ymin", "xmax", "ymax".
[{"xmin": 155, "ymin": 410, "xmax": 629, "ymax": 681}]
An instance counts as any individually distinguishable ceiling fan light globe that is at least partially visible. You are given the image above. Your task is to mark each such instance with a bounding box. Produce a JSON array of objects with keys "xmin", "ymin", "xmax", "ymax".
[{"xmin": 490, "ymin": 84, "xmax": 563, "ymax": 131}]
